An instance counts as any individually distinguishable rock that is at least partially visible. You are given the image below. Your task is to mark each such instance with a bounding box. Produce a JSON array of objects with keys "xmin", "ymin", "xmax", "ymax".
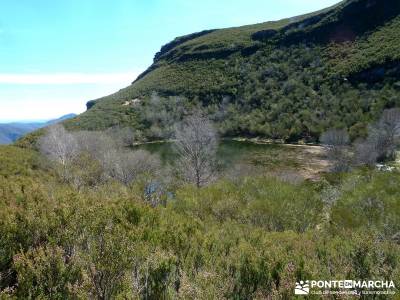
[
  {"xmin": 86, "ymin": 100, "xmax": 97, "ymax": 110},
  {"xmin": 122, "ymin": 98, "xmax": 141, "ymax": 106},
  {"xmin": 251, "ymin": 29, "xmax": 277, "ymax": 41}
]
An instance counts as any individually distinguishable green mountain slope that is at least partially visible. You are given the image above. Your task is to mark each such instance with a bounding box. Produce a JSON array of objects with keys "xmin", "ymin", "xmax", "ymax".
[{"xmin": 65, "ymin": 0, "xmax": 400, "ymax": 142}]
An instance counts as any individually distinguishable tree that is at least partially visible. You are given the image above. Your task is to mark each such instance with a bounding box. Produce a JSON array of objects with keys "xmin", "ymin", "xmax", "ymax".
[
  {"xmin": 320, "ymin": 129, "xmax": 350, "ymax": 147},
  {"xmin": 368, "ymin": 108, "xmax": 400, "ymax": 161},
  {"xmin": 105, "ymin": 150, "xmax": 161, "ymax": 185},
  {"xmin": 106, "ymin": 126, "xmax": 136, "ymax": 147},
  {"xmin": 174, "ymin": 113, "xmax": 218, "ymax": 188},
  {"xmin": 353, "ymin": 139, "xmax": 379, "ymax": 167},
  {"xmin": 320, "ymin": 129, "xmax": 351, "ymax": 172},
  {"xmin": 72, "ymin": 131, "xmax": 118, "ymax": 180},
  {"xmin": 72, "ymin": 131, "xmax": 160, "ymax": 186},
  {"xmin": 354, "ymin": 108, "xmax": 400, "ymax": 166},
  {"xmin": 39, "ymin": 125, "xmax": 79, "ymax": 181},
  {"xmin": 39, "ymin": 126, "xmax": 161, "ymax": 188}
]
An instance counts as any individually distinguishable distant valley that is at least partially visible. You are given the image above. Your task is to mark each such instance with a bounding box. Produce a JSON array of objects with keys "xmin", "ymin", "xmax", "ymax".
[{"xmin": 0, "ymin": 113, "xmax": 76, "ymax": 144}]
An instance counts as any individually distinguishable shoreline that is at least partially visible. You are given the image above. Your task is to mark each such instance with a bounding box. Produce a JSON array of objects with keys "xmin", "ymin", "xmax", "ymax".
[{"xmin": 132, "ymin": 137, "xmax": 324, "ymax": 150}]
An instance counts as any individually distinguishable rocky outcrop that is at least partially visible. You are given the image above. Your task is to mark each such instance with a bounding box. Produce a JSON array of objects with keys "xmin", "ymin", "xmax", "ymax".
[
  {"xmin": 251, "ymin": 0, "xmax": 400, "ymax": 45},
  {"xmin": 349, "ymin": 60, "xmax": 400, "ymax": 84},
  {"xmin": 251, "ymin": 29, "xmax": 277, "ymax": 41},
  {"xmin": 280, "ymin": 0, "xmax": 400, "ymax": 44},
  {"xmin": 86, "ymin": 100, "xmax": 97, "ymax": 110},
  {"xmin": 154, "ymin": 29, "xmax": 216, "ymax": 62}
]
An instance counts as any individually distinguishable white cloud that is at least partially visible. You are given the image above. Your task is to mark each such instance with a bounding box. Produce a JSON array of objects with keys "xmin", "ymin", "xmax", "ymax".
[{"xmin": 0, "ymin": 72, "xmax": 139, "ymax": 85}]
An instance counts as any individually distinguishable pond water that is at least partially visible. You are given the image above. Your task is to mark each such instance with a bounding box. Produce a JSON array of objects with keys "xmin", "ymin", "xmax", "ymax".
[{"xmin": 133, "ymin": 140, "xmax": 302, "ymax": 170}]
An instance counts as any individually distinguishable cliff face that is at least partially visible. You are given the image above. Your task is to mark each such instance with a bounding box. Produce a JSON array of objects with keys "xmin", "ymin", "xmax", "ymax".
[{"xmin": 69, "ymin": 0, "xmax": 400, "ymax": 142}]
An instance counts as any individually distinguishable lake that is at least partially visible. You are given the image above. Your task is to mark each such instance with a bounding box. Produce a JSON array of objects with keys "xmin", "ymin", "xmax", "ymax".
[{"xmin": 133, "ymin": 140, "xmax": 327, "ymax": 179}]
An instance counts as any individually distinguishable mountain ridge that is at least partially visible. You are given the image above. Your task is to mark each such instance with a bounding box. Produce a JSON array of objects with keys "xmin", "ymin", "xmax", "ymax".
[
  {"xmin": 0, "ymin": 114, "xmax": 77, "ymax": 144},
  {"xmin": 56, "ymin": 0, "xmax": 400, "ymax": 143}
]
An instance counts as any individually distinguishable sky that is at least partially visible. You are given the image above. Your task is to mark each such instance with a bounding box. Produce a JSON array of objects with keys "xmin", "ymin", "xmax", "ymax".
[{"xmin": 0, "ymin": 0, "xmax": 341, "ymax": 122}]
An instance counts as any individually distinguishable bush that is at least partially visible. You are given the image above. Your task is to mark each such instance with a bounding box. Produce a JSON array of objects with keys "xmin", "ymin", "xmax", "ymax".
[
  {"xmin": 14, "ymin": 246, "xmax": 83, "ymax": 299},
  {"xmin": 1, "ymin": 146, "xmax": 400, "ymax": 299}
]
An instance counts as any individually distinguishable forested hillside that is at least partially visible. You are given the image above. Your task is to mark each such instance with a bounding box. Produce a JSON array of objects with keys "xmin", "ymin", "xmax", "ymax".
[{"xmin": 64, "ymin": 0, "xmax": 400, "ymax": 142}]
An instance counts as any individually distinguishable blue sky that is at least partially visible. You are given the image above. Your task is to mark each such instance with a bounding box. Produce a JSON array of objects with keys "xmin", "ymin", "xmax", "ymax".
[{"xmin": 0, "ymin": 0, "xmax": 341, "ymax": 122}]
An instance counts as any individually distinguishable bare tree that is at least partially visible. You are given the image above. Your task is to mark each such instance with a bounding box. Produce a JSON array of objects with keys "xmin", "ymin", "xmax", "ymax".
[
  {"xmin": 40, "ymin": 126, "xmax": 161, "ymax": 188},
  {"xmin": 68, "ymin": 131, "xmax": 116, "ymax": 186},
  {"xmin": 320, "ymin": 129, "xmax": 351, "ymax": 172},
  {"xmin": 39, "ymin": 125, "xmax": 78, "ymax": 165},
  {"xmin": 40, "ymin": 128, "xmax": 110, "ymax": 188},
  {"xmin": 106, "ymin": 150, "xmax": 161, "ymax": 185},
  {"xmin": 174, "ymin": 113, "xmax": 218, "ymax": 188},
  {"xmin": 353, "ymin": 139, "xmax": 379, "ymax": 167},
  {"xmin": 320, "ymin": 129, "xmax": 349, "ymax": 147},
  {"xmin": 350, "ymin": 108, "xmax": 400, "ymax": 166},
  {"xmin": 368, "ymin": 108, "xmax": 400, "ymax": 161},
  {"xmin": 106, "ymin": 126, "xmax": 136, "ymax": 147},
  {"xmin": 73, "ymin": 131, "xmax": 116, "ymax": 166},
  {"xmin": 39, "ymin": 125, "xmax": 79, "ymax": 181},
  {"xmin": 73, "ymin": 131, "xmax": 160, "ymax": 185}
]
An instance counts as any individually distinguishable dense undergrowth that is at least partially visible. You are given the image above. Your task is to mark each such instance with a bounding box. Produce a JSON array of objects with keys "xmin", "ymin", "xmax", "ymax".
[{"xmin": 0, "ymin": 145, "xmax": 399, "ymax": 299}]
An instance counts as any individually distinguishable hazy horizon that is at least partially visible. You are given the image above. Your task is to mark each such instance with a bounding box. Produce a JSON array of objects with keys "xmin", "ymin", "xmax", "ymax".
[{"xmin": 0, "ymin": 112, "xmax": 76, "ymax": 124}]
